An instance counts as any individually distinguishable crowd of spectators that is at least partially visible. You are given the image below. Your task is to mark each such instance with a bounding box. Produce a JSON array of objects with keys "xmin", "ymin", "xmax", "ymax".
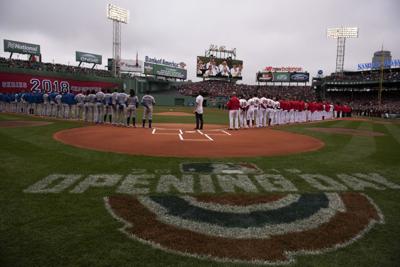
[
  {"xmin": 326, "ymin": 91, "xmax": 400, "ymax": 117},
  {"xmin": 0, "ymin": 57, "xmax": 113, "ymax": 78},
  {"xmin": 324, "ymin": 68, "xmax": 400, "ymax": 82},
  {"xmin": 177, "ymin": 80, "xmax": 316, "ymax": 101}
]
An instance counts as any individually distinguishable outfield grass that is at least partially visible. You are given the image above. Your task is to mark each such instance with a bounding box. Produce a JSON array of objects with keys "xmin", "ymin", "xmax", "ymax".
[{"xmin": 0, "ymin": 107, "xmax": 399, "ymax": 267}]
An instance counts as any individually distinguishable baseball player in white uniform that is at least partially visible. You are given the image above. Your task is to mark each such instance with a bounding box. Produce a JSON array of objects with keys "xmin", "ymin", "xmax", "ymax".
[
  {"xmin": 141, "ymin": 92, "xmax": 156, "ymax": 128},
  {"xmin": 55, "ymin": 93, "xmax": 63, "ymax": 118},
  {"xmin": 126, "ymin": 89, "xmax": 139, "ymax": 127},
  {"xmin": 74, "ymin": 91, "xmax": 85, "ymax": 120},
  {"xmin": 111, "ymin": 90, "xmax": 119, "ymax": 125},
  {"xmin": 42, "ymin": 93, "xmax": 49, "ymax": 117},
  {"xmin": 103, "ymin": 90, "xmax": 113, "ymax": 124},
  {"xmin": 239, "ymin": 97, "xmax": 248, "ymax": 128},
  {"xmin": 95, "ymin": 90, "xmax": 105, "ymax": 124},
  {"xmin": 116, "ymin": 90, "xmax": 129, "ymax": 126},
  {"xmin": 253, "ymin": 95, "xmax": 260, "ymax": 127},
  {"xmin": 259, "ymin": 97, "xmax": 268, "ymax": 127},
  {"xmin": 246, "ymin": 97, "xmax": 255, "ymax": 128}
]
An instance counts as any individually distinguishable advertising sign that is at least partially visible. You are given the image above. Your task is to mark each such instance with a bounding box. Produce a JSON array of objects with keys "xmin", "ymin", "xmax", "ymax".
[
  {"xmin": 76, "ymin": 51, "xmax": 102, "ymax": 64},
  {"xmin": 256, "ymin": 72, "xmax": 273, "ymax": 82},
  {"xmin": 4, "ymin": 39, "xmax": 41, "ymax": 55},
  {"xmin": 144, "ymin": 62, "xmax": 187, "ymax": 79},
  {"xmin": 357, "ymin": 59, "xmax": 400, "ymax": 70},
  {"xmin": 119, "ymin": 59, "xmax": 144, "ymax": 73},
  {"xmin": 290, "ymin": 72, "xmax": 309, "ymax": 82},
  {"xmin": 273, "ymin": 72, "xmax": 290, "ymax": 82},
  {"xmin": 264, "ymin": 66, "xmax": 302, "ymax": 72},
  {"xmin": 0, "ymin": 72, "xmax": 119, "ymax": 93},
  {"xmin": 197, "ymin": 56, "xmax": 243, "ymax": 80}
]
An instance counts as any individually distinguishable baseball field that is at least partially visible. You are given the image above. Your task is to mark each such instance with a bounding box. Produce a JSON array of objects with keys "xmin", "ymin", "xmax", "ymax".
[{"xmin": 1, "ymin": 107, "xmax": 400, "ymax": 267}]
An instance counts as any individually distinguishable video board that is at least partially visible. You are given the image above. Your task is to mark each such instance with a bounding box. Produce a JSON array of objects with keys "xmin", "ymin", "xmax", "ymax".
[{"xmin": 197, "ymin": 56, "xmax": 243, "ymax": 80}]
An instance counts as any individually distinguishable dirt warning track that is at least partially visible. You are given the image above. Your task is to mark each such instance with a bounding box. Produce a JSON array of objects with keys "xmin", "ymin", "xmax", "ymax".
[{"xmin": 53, "ymin": 123, "xmax": 324, "ymax": 158}]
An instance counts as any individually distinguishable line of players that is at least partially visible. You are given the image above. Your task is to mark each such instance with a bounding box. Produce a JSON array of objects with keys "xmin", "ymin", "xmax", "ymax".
[
  {"xmin": 0, "ymin": 90, "xmax": 156, "ymax": 128},
  {"xmin": 231, "ymin": 94, "xmax": 349, "ymax": 129}
]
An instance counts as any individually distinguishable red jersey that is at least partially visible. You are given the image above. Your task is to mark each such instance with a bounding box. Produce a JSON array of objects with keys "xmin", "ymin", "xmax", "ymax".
[
  {"xmin": 227, "ymin": 96, "xmax": 240, "ymax": 110},
  {"xmin": 324, "ymin": 102, "xmax": 331, "ymax": 112}
]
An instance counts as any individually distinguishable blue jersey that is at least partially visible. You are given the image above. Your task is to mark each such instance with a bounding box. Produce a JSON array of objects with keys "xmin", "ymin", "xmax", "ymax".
[
  {"xmin": 68, "ymin": 93, "xmax": 77, "ymax": 105},
  {"xmin": 16, "ymin": 93, "xmax": 22, "ymax": 102},
  {"xmin": 9, "ymin": 93, "xmax": 15, "ymax": 102},
  {"xmin": 61, "ymin": 93, "xmax": 68, "ymax": 104},
  {"xmin": 33, "ymin": 92, "xmax": 43, "ymax": 104},
  {"xmin": 49, "ymin": 92, "xmax": 57, "ymax": 102}
]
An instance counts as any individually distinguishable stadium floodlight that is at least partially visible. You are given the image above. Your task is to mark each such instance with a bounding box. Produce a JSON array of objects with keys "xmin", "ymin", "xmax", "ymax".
[
  {"xmin": 327, "ymin": 27, "xmax": 358, "ymax": 38},
  {"xmin": 107, "ymin": 4, "xmax": 129, "ymax": 24},
  {"xmin": 107, "ymin": 4, "xmax": 129, "ymax": 77},
  {"xmin": 327, "ymin": 27, "xmax": 359, "ymax": 73}
]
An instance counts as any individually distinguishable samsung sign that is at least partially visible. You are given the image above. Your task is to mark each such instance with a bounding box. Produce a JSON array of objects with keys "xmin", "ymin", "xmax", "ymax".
[{"xmin": 357, "ymin": 59, "xmax": 400, "ymax": 70}]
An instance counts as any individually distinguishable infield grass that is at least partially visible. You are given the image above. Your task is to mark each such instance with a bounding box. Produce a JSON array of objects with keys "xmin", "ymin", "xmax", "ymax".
[{"xmin": 0, "ymin": 107, "xmax": 399, "ymax": 267}]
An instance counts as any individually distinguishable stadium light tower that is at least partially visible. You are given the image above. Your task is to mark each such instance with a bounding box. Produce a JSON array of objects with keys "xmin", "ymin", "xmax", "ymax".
[
  {"xmin": 107, "ymin": 4, "xmax": 129, "ymax": 77},
  {"xmin": 327, "ymin": 27, "xmax": 359, "ymax": 74}
]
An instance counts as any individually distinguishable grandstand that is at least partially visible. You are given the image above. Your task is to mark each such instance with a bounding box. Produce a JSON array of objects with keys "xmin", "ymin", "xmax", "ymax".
[
  {"xmin": 1, "ymin": 51, "xmax": 399, "ymax": 117},
  {"xmin": 314, "ymin": 67, "xmax": 400, "ymax": 117}
]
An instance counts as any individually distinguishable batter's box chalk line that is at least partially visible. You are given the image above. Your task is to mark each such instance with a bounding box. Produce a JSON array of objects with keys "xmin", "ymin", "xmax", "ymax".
[
  {"xmin": 152, "ymin": 127, "xmax": 231, "ymax": 141},
  {"xmin": 152, "ymin": 128, "xmax": 183, "ymax": 135},
  {"xmin": 179, "ymin": 132, "xmax": 214, "ymax": 142}
]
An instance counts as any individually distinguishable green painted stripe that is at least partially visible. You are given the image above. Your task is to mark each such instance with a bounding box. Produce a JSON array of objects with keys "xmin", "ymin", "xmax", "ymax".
[
  {"xmin": 383, "ymin": 123, "xmax": 400, "ymax": 145},
  {"xmin": 339, "ymin": 122, "xmax": 376, "ymax": 162}
]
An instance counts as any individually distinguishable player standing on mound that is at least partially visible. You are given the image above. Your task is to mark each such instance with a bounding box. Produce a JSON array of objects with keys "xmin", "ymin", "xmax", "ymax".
[{"xmin": 141, "ymin": 91, "xmax": 155, "ymax": 128}]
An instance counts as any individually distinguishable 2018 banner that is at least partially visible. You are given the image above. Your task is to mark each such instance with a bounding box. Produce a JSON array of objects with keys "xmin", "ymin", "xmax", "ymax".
[{"xmin": 0, "ymin": 71, "xmax": 119, "ymax": 93}]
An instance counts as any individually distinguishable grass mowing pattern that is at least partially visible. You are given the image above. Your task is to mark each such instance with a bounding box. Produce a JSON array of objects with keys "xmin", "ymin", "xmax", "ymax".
[{"xmin": 0, "ymin": 107, "xmax": 399, "ymax": 267}]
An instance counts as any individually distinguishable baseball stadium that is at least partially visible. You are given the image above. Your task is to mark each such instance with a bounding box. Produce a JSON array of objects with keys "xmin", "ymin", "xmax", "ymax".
[{"xmin": 1, "ymin": 1, "xmax": 400, "ymax": 267}]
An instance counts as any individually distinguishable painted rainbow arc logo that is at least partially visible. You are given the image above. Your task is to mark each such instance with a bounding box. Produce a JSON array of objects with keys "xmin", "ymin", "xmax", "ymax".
[{"xmin": 105, "ymin": 192, "xmax": 383, "ymax": 265}]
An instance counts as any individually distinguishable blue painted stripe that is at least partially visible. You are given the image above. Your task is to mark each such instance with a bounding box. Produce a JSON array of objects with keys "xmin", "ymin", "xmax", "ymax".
[{"xmin": 149, "ymin": 194, "xmax": 329, "ymax": 228}]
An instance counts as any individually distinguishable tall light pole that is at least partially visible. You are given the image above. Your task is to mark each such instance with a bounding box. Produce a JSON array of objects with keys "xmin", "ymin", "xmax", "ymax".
[
  {"xmin": 107, "ymin": 4, "xmax": 129, "ymax": 77},
  {"xmin": 327, "ymin": 27, "xmax": 359, "ymax": 74}
]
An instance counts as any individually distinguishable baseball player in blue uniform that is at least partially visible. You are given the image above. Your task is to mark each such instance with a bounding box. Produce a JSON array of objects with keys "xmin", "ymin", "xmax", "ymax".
[{"xmin": 49, "ymin": 92, "xmax": 58, "ymax": 117}]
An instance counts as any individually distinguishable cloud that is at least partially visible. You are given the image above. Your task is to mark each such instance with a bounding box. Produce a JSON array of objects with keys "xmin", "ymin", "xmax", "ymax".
[{"xmin": 1, "ymin": 0, "xmax": 399, "ymax": 84}]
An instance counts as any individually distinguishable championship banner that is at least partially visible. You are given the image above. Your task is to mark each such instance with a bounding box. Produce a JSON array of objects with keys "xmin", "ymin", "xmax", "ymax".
[
  {"xmin": 4, "ymin": 39, "xmax": 41, "ymax": 56},
  {"xmin": 144, "ymin": 62, "xmax": 187, "ymax": 79},
  {"xmin": 0, "ymin": 72, "xmax": 119, "ymax": 93},
  {"xmin": 76, "ymin": 51, "xmax": 102, "ymax": 64}
]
